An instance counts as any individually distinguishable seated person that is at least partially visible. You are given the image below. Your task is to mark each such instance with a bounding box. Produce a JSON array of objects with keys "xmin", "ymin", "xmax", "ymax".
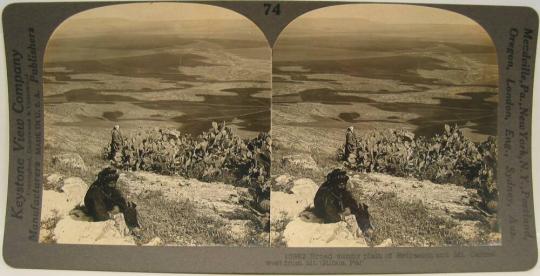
[
  {"xmin": 314, "ymin": 169, "xmax": 373, "ymax": 234},
  {"xmin": 84, "ymin": 167, "xmax": 139, "ymax": 229}
]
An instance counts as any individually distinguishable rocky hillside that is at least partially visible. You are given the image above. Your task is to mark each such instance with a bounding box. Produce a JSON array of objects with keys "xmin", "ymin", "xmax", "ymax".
[
  {"xmin": 271, "ymin": 177, "xmax": 369, "ymax": 247},
  {"xmin": 270, "ymin": 171, "xmax": 501, "ymax": 247},
  {"xmin": 40, "ymin": 170, "xmax": 265, "ymax": 246}
]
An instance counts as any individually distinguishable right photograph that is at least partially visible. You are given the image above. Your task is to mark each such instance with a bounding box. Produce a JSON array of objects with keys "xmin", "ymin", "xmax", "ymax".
[{"xmin": 270, "ymin": 4, "xmax": 500, "ymax": 247}]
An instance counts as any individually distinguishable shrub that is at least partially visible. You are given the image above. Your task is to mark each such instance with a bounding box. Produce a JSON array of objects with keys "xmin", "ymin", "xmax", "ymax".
[
  {"xmin": 104, "ymin": 122, "xmax": 271, "ymax": 215},
  {"xmin": 341, "ymin": 125, "xmax": 497, "ymax": 212}
]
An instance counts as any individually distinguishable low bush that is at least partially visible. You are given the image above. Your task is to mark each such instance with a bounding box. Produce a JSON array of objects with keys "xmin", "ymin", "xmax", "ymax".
[
  {"xmin": 340, "ymin": 125, "xmax": 497, "ymax": 211},
  {"xmin": 104, "ymin": 122, "xmax": 271, "ymax": 213}
]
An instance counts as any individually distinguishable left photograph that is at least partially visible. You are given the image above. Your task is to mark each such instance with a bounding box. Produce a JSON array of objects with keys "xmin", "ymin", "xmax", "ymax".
[{"xmin": 40, "ymin": 3, "xmax": 271, "ymax": 246}]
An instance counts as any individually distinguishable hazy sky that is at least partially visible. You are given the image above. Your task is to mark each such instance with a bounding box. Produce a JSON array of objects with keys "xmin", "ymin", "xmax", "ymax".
[
  {"xmin": 298, "ymin": 4, "xmax": 479, "ymax": 25},
  {"xmin": 74, "ymin": 2, "xmax": 243, "ymax": 21},
  {"xmin": 53, "ymin": 3, "xmax": 488, "ymax": 43},
  {"xmin": 52, "ymin": 2, "xmax": 264, "ymax": 39},
  {"xmin": 71, "ymin": 3, "xmax": 479, "ymax": 25}
]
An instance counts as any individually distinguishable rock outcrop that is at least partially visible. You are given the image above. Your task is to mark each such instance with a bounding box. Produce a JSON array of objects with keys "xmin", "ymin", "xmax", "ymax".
[
  {"xmin": 40, "ymin": 175, "xmax": 135, "ymax": 245},
  {"xmin": 41, "ymin": 177, "xmax": 88, "ymax": 223},
  {"xmin": 271, "ymin": 177, "xmax": 368, "ymax": 247},
  {"xmin": 51, "ymin": 153, "xmax": 87, "ymax": 171},
  {"xmin": 281, "ymin": 154, "xmax": 319, "ymax": 171},
  {"xmin": 271, "ymin": 178, "xmax": 318, "ymax": 221},
  {"xmin": 282, "ymin": 215, "xmax": 367, "ymax": 247},
  {"xmin": 54, "ymin": 213, "xmax": 135, "ymax": 245},
  {"xmin": 348, "ymin": 173, "xmax": 484, "ymax": 221},
  {"xmin": 118, "ymin": 171, "xmax": 249, "ymax": 217},
  {"xmin": 348, "ymin": 173, "xmax": 500, "ymax": 245},
  {"xmin": 271, "ymin": 172, "xmax": 500, "ymax": 247},
  {"xmin": 44, "ymin": 173, "xmax": 64, "ymax": 190},
  {"xmin": 41, "ymin": 170, "xmax": 261, "ymax": 246}
]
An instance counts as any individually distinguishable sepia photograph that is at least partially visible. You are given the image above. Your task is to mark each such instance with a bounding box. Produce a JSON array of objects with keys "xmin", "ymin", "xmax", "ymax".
[
  {"xmin": 40, "ymin": 2, "xmax": 271, "ymax": 246},
  {"xmin": 270, "ymin": 4, "xmax": 500, "ymax": 247},
  {"xmin": 3, "ymin": 0, "xmax": 540, "ymax": 273},
  {"xmin": 39, "ymin": 1, "xmax": 501, "ymax": 249}
]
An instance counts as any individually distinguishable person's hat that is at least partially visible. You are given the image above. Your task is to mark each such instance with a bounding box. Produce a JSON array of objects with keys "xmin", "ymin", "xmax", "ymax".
[{"xmin": 327, "ymin": 168, "xmax": 349, "ymax": 183}]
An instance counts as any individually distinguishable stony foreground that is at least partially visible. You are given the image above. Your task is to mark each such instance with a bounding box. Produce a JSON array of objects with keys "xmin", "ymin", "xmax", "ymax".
[
  {"xmin": 270, "ymin": 176, "xmax": 366, "ymax": 247},
  {"xmin": 40, "ymin": 163, "xmax": 500, "ymax": 247},
  {"xmin": 271, "ymin": 172, "xmax": 501, "ymax": 247},
  {"xmin": 40, "ymin": 171, "xmax": 262, "ymax": 246}
]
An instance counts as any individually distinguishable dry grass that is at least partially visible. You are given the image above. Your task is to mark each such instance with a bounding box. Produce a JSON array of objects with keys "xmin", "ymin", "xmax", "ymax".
[
  {"xmin": 132, "ymin": 189, "xmax": 268, "ymax": 246},
  {"xmin": 236, "ymin": 220, "xmax": 269, "ymax": 247},
  {"xmin": 220, "ymin": 205, "xmax": 269, "ymax": 247},
  {"xmin": 270, "ymin": 213, "xmax": 291, "ymax": 247},
  {"xmin": 356, "ymin": 191, "xmax": 466, "ymax": 247},
  {"xmin": 134, "ymin": 190, "xmax": 236, "ymax": 246},
  {"xmin": 40, "ymin": 210, "xmax": 61, "ymax": 244}
]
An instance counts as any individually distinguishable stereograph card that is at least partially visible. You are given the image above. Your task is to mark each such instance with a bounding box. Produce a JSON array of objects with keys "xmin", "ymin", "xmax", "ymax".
[{"xmin": 1, "ymin": 0, "xmax": 538, "ymax": 274}]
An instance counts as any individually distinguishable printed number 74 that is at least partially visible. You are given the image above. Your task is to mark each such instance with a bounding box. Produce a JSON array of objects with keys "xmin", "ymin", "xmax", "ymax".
[{"xmin": 264, "ymin": 3, "xmax": 281, "ymax": 15}]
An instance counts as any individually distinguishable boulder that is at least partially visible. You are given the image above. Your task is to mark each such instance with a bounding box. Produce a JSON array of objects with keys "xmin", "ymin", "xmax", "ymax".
[
  {"xmin": 40, "ymin": 176, "xmax": 136, "ymax": 245},
  {"xmin": 290, "ymin": 178, "xmax": 318, "ymax": 199},
  {"xmin": 349, "ymin": 173, "xmax": 482, "ymax": 219},
  {"xmin": 44, "ymin": 173, "xmax": 64, "ymax": 191},
  {"xmin": 47, "ymin": 173, "xmax": 64, "ymax": 184},
  {"xmin": 376, "ymin": 238, "xmax": 393, "ymax": 247},
  {"xmin": 273, "ymin": 174, "xmax": 293, "ymax": 192},
  {"xmin": 271, "ymin": 192, "xmax": 307, "ymax": 221},
  {"xmin": 270, "ymin": 178, "xmax": 318, "ymax": 221},
  {"xmin": 144, "ymin": 237, "xmax": 164, "ymax": 246},
  {"xmin": 283, "ymin": 218, "xmax": 368, "ymax": 247},
  {"xmin": 54, "ymin": 216, "xmax": 135, "ymax": 245},
  {"xmin": 271, "ymin": 177, "xmax": 368, "ymax": 247},
  {"xmin": 281, "ymin": 154, "xmax": 319, "ymax": 171},
  {"xmin": 52, "ymin": 153, "xmax": 87, "ymax": 171},
  {"xmin": 275, "ymin": 175, "xmax": 292, "ymax": 185},
  {"xmin": 60, "ymin": 177, "xmax": 88, "ymax": 205},
  {"xmin": 41, "ymin": 190, "xmax": 78, "ymax": 221},
  {"xmin": 112, "ymin": 213, "xmax": 130, "ymax": 236}
]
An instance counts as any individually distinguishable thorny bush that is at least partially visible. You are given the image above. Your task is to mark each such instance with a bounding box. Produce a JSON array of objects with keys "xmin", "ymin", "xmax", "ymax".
[
  {"xmin": 104, "ymin": 122, "xmax": 271, "ymax": 216},
  {"xmin": 340, "ymin": 125, "xmax": 497, "ymax": 212}
]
